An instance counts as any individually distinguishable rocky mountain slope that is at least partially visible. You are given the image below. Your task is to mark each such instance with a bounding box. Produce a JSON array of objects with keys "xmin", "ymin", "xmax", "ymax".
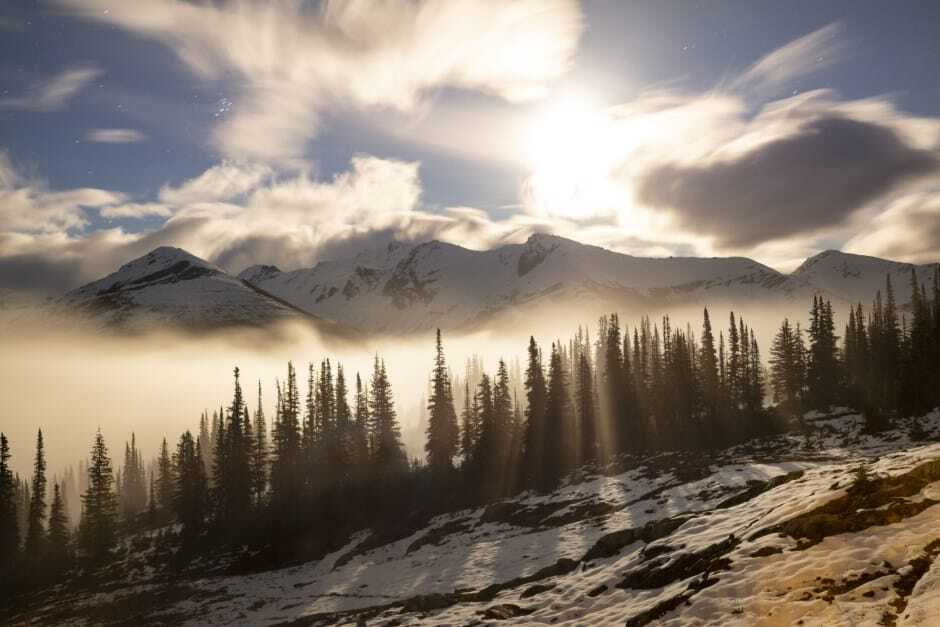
[
  {"xmin": 58, "ymin": 247, "xmax": 313, "ymax": 330},
  {"xmin": 8, "ymin": 409, "xmax": 940, "ymax": 625},
  {"xmin": 238, "ymin": 234, "xmax": 811, "ymax": 334},
  {"xmin": 792, "ymin": 250, "xmax": 937, "ymax": 308}
]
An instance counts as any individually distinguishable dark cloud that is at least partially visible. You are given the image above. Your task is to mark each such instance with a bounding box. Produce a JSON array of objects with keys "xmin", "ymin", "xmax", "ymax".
[
  {"xmin": 0, "ymin": 253, "xmax": 86, "ymax": 295},
  {"xmin": 636, "ymin": 114, "xmax": 938, "ymax": 248}
]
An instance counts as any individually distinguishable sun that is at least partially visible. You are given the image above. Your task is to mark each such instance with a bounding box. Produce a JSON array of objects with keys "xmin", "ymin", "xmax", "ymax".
[{"xmin": 523, "ymin": 94, "xmax": 622, "ymax": 220}]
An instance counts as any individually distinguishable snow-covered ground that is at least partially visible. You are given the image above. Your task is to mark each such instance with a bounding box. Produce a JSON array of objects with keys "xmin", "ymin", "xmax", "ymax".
[{"xmin": 9, "ymin": 409, "xmax": 940, "ymax": 626}]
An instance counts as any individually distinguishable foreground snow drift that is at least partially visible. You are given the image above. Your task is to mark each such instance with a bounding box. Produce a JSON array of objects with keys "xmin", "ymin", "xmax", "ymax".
[{"xmin": 9, "ymin": 410, "xmax": 940, "ymax": 626}]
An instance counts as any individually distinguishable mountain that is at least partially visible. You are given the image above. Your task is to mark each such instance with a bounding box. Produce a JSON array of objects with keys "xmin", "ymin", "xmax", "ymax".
[
  {"xmin": 59, "ymin": 246, "xmax": 313, "ymax": 330},
  {"xmin": 50, "ymin": 238, "xmax": 938, "ymax": 334},
  {"xmin": 238, "ymin": 233, "xmax": 811, "ymax": 334},
  {"xmin": 14, "ymin": 409, "xmax": 940, "ymax": 624},
  {"xmin": 792, "ymin": 249, "xmax": 937, "ymax": 307}
]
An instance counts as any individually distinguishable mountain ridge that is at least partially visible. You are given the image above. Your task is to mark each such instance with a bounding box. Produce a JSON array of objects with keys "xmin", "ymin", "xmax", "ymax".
[
  {"xmin": 54, "ymin": 236, "xmax": 939, "ymax": 334},
  {"xmin": 58, "ymin": 246, "xmax": 316, "ymax": 330}
]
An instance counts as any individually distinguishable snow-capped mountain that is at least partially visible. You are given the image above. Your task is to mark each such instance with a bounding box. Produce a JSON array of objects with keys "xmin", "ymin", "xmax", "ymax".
[
  {"xmin": 792, "ymin": 249, "xmax": 937, "ymax": 308},
  {"xmin": 59, "ymin": 247, "xmax": 310, "ymax": 329},
  {"xmin": 238, "ymin": 234, "xmax": 809, "ymax": 334},
  {"xmin": 49, "ymin": 237, "xmax": 938, "ymax": 334}
]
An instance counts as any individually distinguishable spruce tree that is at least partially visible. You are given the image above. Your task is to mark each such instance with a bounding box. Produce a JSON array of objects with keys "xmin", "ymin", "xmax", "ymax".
[
  {"xmin": 426, "ymin": 329, "xmax": 459, "ymax": 473},
  {"xmin": 0, "ymin": 433, "xmax": 19, "ymax": 568},
  {"xmin": 215, "ymin": 367, "xmax": 253, "ymax": 532},
  {"xmin": 460, "ymin": 378, "xmax": 479, "ymax": 467},
  {"xmin": 352, "ymin": 373, "xmax": 370, "ymax": 473},
  {"xmin": 334, "ymin": 364, "xmax": 352, "ymax": 475},
  {"xmin": 272, "ymin": 361, "xmax": 302, "ymax": 520},
  {"xmin": 493, "ymin": 360, "xmax": 514, "ymax": 469},
  {"xmin": 173, "ymin": 431, "xmax": 208, "ymax": 534},
  {"xmin": 80, "ymin": 430, "xmax": 118, "ymax": 562},
  {"xmin": 25, "ymin": 429, "xmax": 47, "ymax": 560},
  {"xmin": 251, "ymin": 381, "xmax": 268, "ymax": 506},
  {"xmin": 121, "ymin": 434, "xmax": 146, "ymax": 522},
  {"xmin": 522, "ymin": 337, "xmax": 547, "ymax": 490},
  {"xmin": 46, "ymin": 482, "xmax": 70, "ymax": 568},
  {"xmin": 156, "ymin": 437, "xmax": 173, "ymax": 516},
  {"xmin": 728, "ymin": 313, "xmax": 741, "ymax": 410},
  {"xmin": 699, "ymin": 308, "xmax": 720, "ymax": 433},
  {"xmin": 770, "ymin": 319, "xmax": 805, "ymax": 425},
  {"xmin": 576, "ymin": 351, "xmax": 597, "ymax": 464},
  {"xmin": 474, "ymin": 373, "xmax": 496, "ymax": 480},
  {"xmin": 543, "ymin": 343, "xmax": 572, "ymax": 490},
  {"xmin": 369, "ymin": 357, "xmax": 407, "ymax": 475}
]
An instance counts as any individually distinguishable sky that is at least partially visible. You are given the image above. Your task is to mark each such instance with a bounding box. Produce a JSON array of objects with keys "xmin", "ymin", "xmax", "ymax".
[{"xmin": 1, "ymin": 0, "xmax": 939, "ymax": 296}]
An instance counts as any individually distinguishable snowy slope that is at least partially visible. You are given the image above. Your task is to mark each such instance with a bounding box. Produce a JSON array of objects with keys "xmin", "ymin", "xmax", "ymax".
[
  {"xmin": 239, "ymin": 234, "xmax": 809, "ymax": 334},
  {"xmin": 12, "ymin": 410, "xmax": 940, "ymax": 626},
  {"xmin": 792, "ymin": 250, "xmax": 938, "ymax": 308},
  {"xmin": 59, "ymin": 247, "xmax": 308, "ymax": 329}
]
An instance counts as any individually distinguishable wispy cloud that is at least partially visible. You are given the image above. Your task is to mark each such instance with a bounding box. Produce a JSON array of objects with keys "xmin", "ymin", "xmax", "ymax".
[
  {"xmin": 86, "ymin": 128, "xmax": 146, "ymax": 143},
  {"xmin": 98, "ymin": 203, "xmax": 171, "ymax": 219},
  {"xmin": 60, "ymin": 0, "xmax": 583, "ymax": 166},
  {"xmin": 0, "ymin": 150, "xmax": 124, "ymax": 234},
  {"xmin": 731, "ymin": 22, "xmax": 846, "ymax": 97},
  {"xmin": 0, "ymin": 64, "xmax": 102, "ymax": 111}
]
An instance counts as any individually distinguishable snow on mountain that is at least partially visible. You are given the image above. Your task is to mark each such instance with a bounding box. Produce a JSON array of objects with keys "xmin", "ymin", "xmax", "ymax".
[
  {"xmin": 792, "ymin": 250, "xmax": 938, "ymax": 308},
  {"xmin": 13, "ymin": 410, "xmax": 940, "ymax": 625},
  {"xmin": 45, "ymin": 239, "xmax": 939, "ymax": 334},
  {"xmin": 59, "ymin": 247, "xmax": 308, "ymax": 329},
  {"xmin": 238, "ymin": 234, "xmax": 808, "ymax": 334}
]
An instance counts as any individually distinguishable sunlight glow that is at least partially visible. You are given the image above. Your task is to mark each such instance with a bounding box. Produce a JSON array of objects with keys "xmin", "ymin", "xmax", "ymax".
[{"xmin": 524, "ymin": 94, "xmax": 626, "ymax": 220}]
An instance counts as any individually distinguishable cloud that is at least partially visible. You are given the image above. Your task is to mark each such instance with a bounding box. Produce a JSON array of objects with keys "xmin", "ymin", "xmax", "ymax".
[
  {"xmin": 844, "ymin": 191, "xmax": 940, "ymax": 265},
  {"xmin": 159, "ymin": 162, "xmax": 273, "ymax": 205},
  {"xmin": 0, "ymin": 252, "xmax": 87, "ymax": 295},
  {"xmin": 635, "ymin": 101, "xmax": 938, "ymax": 248},
  {"xmin": 0, "ymin": 151, "xmax": 125, "ymax": 234},
  {"xmin": 86, "ymin": 128, "xmax": 146, "ymax": 143},
  {"xmin": 731, "ymin": 22, "xmax": 846, "ymax": 97},
  {"xmin": 0, "ymin": 150, "xmax": 553, "ymax": 294},
  {"xmin": 0, "ymin": 64, "xmax": 101, "ymax": 111},
  {"xmin": 60, "ymin": 0, "xmax": 583, "ymax": 165},
  {"xmin": 98, "ymin": 203, "xmax": 172, "ymax": 220}
]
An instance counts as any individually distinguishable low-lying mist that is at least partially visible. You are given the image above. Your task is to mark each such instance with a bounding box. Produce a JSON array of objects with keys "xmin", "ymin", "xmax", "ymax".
[{"xmin": 0, "ymin": 296, "xmax": 826, "ymax": 478}]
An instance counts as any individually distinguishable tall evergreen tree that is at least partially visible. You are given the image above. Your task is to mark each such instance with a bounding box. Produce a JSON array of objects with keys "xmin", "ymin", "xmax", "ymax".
[
  {"xmin": 156, "ymin": 437, "xmax": 173, "ymax": 515},
  {"xmin": 728, "ymin": 313, "xmax": 741, "ymax": 410},
  {"xmin": 25, "ymin": 429, "xmax": 46, "ymax": 559},
  {"xmin": 425, "ymin": 329, "xmax": 459, "ymax": 473},
  {"xmin": 0, "ymin": 433, "xmax": 19, "ymax": 568},
  {"xmin": 770, "ymin": 319, "xmax": 805, "ymax": 424},
  {"xmin": 215, "ymin": 367, "xmax": 254, "ymax": 531},
  {"xmin": 460, "ymin": 378, "xmax": 479, "ymax": 466},
  {"xmin": 174, "ymin": 431, "xmax": 208, "ymax": 534},
  {"xmin": 46, "ymin": 482, "xmax": 70, "ymax": 568},
  {"xmin": 522, "ymin": 337, "xmax": 547, "ymax": 490},
  {"xmin": 474, "ymin": 373, "xmax": 495, "ymax": 480},
  {"xmin": 271, "ymin": 362, "xmax": 303, "ymax": 539},
  {"xmin": 369, "ymin": 357, "xmax": 407, "ymax": 475},
  {"xmin": 699, "ymin": 308, "xmax": 720, "ymax": 434},
  {"xmin": 543, "ymin": 343, "xmax": 572, "ymax": 489},
  {"xmin": 79, "ymin": 430, "xmax": 118, "ymax": 562},
  {"xmin": 576, "ymin": 351, "xmax": 597, "ymax": 464},
  {"xmin": 251, "ymin": 381, "xmax": 268, "ymax": 505},
  {"xmin": 121, "ymin": 434, "xmax": 146, "ymax": 522},
  {"xmin": 352, "ymin": 373, "xmax": 370, "ymax": 472},
  {"xmin": 806, "ymin": 297, "xmax": 840, "ymax": 410}
]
